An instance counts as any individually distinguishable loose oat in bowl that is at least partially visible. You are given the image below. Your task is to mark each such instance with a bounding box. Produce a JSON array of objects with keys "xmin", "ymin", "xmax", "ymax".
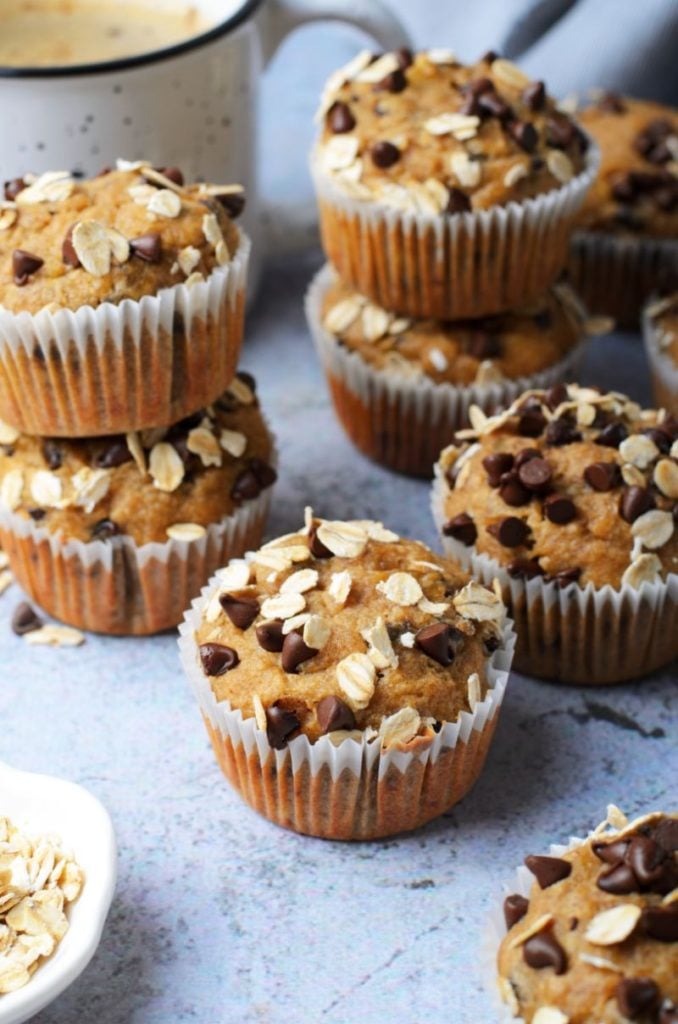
[
  {"xmin": 311, "ymin": 48, "xmax": 597, "ymax": 319},
  {"xmin": 0, "ymin": 162, "xmax": 248, "ymax": 436},
  {"xmin": 569, "ymin": 93, "xmax": 678, "ymax": 327},
  {"xmin": 643, "ymin": 294, "xmax": 678, "ymax": 417},
  {"xmin": 179, "ymin": 510, "xmax": 515, "ymax": 840},
  {"xmin": 0, "ymin": 374, "xmax": 276, "ymax": 635},
  {"xmin": 431, "ymin": 383, "xmax": 678, "ymax": 683},
  {"xmin": 494, "ymin": 808, "xmax": 678, "ymax": 1024},
  {"xmin": 307, "ymin": 263, "xmax": 590, "ymax": 477}
]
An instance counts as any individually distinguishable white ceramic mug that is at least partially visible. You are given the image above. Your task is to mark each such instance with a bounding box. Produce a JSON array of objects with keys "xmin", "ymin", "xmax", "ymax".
[{"xmin": 0, "ymin": 0, "xmax": 410, "ymax": 288}]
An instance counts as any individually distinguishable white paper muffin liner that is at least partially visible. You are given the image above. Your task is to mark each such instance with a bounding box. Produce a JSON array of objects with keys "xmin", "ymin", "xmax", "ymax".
[
  {"xmin": 642, "ymin": 300, "xmax": 678, "ymax": 417},
  {"xmin": 568, "ymin": 230, "xmax": 678, "ymax": 330},
  {"xmin": 0, "ymin": 231, "xmax": 251, "ymax": 437},
  {"xmin": 431, "ymin": 469, "xmax": 678, "ymax": 684},
  {"xmin": 311, "ymin": 145, "xmax": 599, "ymax": 320},
  {"xmin": 306, "ymin": 263, "xmax": 587, "ymax": 478},
  {"xmin": 178, "ymin": 579, "xmax": 516, "ymax": 841},
  {"xmin": 0, "ymin": 430, "xmax": 275, "ymax": 635}
]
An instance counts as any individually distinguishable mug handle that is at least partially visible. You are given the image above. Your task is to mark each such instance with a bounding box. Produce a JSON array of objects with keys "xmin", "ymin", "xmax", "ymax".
[{"xmin": 258, "ymin": 0, "xmax": 411, "ymax": 65}]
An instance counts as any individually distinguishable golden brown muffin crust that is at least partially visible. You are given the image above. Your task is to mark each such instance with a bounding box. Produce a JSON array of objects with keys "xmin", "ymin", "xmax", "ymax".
[
  {"xmin": 193, "ymin": 514, "xmax": 508, "ymax": 747},
  {"xmin": 497, "ymin": 810, "xmax": 678, "ymax": 1024},
  {"xmin": 577, "ymin": 95, "xmax": 678, "ymax": 237},
  {"xmin": 315, "ymin": 49, "xmax": 588, "ymax": 213},
  {"xmin": 438, "ymin": 384, "xmax": 678, "ymax": 589},
  {"xmin": 0, "ymin": 163, "xmax": 244, "ymax": 314},
  {"xmin": 321, "ymin": 273, "xmax": 584, "ymax": 386},
  {"xmin": 0, "ymin": 374, "xmax": 275, "ymax": 546}
]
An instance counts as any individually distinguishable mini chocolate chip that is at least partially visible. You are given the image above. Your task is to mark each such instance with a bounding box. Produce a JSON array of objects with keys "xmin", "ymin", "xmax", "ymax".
[
  {"xmin": 569, "ymin": 917, "xmax": 579, "ymax": 931},
  {"xmin": 459, "ymin": 94, "xmax": 481, "ymax": 116},
  {"xmin": 376, "ymin": 68, "xmax": 407, "ymax": 93},
  {"xmin": 548, "ymin": 568, "xmax": 582, "ymax": 589},
  {"xmin": 231, "ymin": 460, "xmax": 277, "ymax": 502},
  {"xmin": 584, "ymin": 461, "xmax": 622, "ymax": 492},
  {"xmin": 317, "ymin": 695, "xmax": 356, "ymax": 734},
  {"xmin": 483, "ymin": 452, "xmax": 514, "ymax": 486},
  {"xmin": 479, "ymin": 91, "xmax": 513, "ymax": 121},
  {"xmin": 644, "ymin": 427, "xmax": 672, "ymax": 453},
  {"xmin": 522, "ymin": 80, "xmax": 545, "ymax": 111},
  {"xmin": 11, "ymin": 602, "xmax": 42, "ymax": 636},
  {"xmin": 446, "ymin": 187, "xmax": 472, "ymax": 214},
  {"xmin": 41, "ymin": 440, "xmax": 63, "ymax": 470},
  {"xmin": 12, "ymin": 249, "xmax": 44, "ymax": 286},
  {"xmin": 518, "ymin": 457, "xmax": 552, "ymax": 493},
  {"xmin": 616, "ymin": 978, "xmax": 660, "ymax": 1018},
  {"xmin": 371, "ymin": 140, "xmax": 400, "ymax": 168},
  {"xmin": 544, "ymin": 494, "xmax": 576, "ymax": 525},
  {"xmin": 660, "ymin": 1005, "xmax": 678, "ymax": 1024},
  {"xmin": 443, "ymin": 513, "xmax": 477, "ymax": 546},
  {"xmin": 544, "ymin": 383, "xmax": 568, "ymax": 411},
  {"xmin": 256, "ymin": 620, "xmax": 284, "ymax": 653},
  {"xmin": 199, "ymin": 642, "xmax": 239, "ymax": 676},
  {"xmin": 327, "ymin": 101, "xmax": 356, "ymax": 133},
  {"xmin": 219, "ymin": 594, "xmax": 259, "ymax": 631},
  {"xmin": 463, "ymin": 76, "xmax": 494, "ymax": 98},
  {"xmin": 91, "ymin": 518, "xmax": 120, "ymax": 540},
  {"xmin": 281, "ymin": 632, "xmax": 318, "ymax": 673},
  {"xmin": 499, "ymin": 472, "xmax": 531, "ymax": 507},
  {"xmin": 627, "ymin": 836, "xmax": 667, "ymax": 885},
  {"xmin": 28, "ymin": 508, "xmax": 46, "ymax": 520},
  {"xmin": 467, "ymin": 331, "xmax": 501, "ymax": 359},
  {"xmin": 480, "ymin": 49, "xmax": 498, "ymax": 63},
  {"xmin": 395, "ymin": 47, "xmax": 413, "ymax": 68},
  {"xmin": 546, "ymin": 116, "xmax": 576, "ymax": 149},
  {"xmin": 597, "ymin": 861, "xmax": 638, "ymax": 894},
  {"xmin": 592, "ymin": 838, "xmax": 630, "ymax": 864},
  {"xmin": 596, "ymin": 421, "xmax": 628, "ymax": 448},
  {"xmin": 130, "ymin": 233, "xmax": 162, "ymax": 263},
  {"xmin": 308, "ymin": 524, "xmax": 332, "ymax": 559},
  {"xmin": 158, "ymin": 166, "xmax": 184, "ymax": 186},
  {"xmin": 598, "ymin": 92, "xmax": 626, "ymax": 113},
  {"xmin": 523, "ymin": 929, "xmax": 567, "ymax": 974},
  {"xmin": 545, "ymin": 417, "xmax": 581, "ymax": 446},
  {"xmin": 265, "ymin": 703, "xmax": 300, "ymax": 749},
  {"xmin": 4, "ymin": 177, "xmax": 26, "ymax": 201},
  {"xmin": 507, "ymin": 557, "xmax": 543, "ymax": 580},
  {"xmin": 509, "ymin": 120, "xmax": 538, "ymax": 153},
  {"xmin": 62, "ymin": 227, "xmax": 79, "ymax": 267},
  {"xmin": 236, "ymin": 370, "xmax": 257, "ymax": 393},
  {"xmin": 503, "ymin": 894, "xmax": 529, "ymax": 929},
  {"xmin": 217, "ymin": 191, "xmax": 246, "ymax": 219},
  {"xmin": 490, "ymin": 516, "xmax": 530, "ymax": 548},
  {"xmin": 642, "ymin": 905, "xmax": 678, "ymax": 942},
  {"xmin": 524, "ymin": 855, "xmax": 572, "ymax": 889},
  {"xmin": 655, "ymin": 819, "xmax": 678, "ymax": 852},
  {"xmin": 415, "ymin": 622, "xmax": 464, "ymax": 666},
  {"xmin": 94, "ymin": 440, "xmax": 133, "ymax": 468},
  {"xmin": 620, "ymin": 486, "xmax": 655, "ymax": 523},
  {"xmin": 514, "ymin": 448, "xmax": 540, "ymax": 469},
  {"xmin": 250, "ymin": 458, "xmax": 277, "ymax": 488},
  {"xmin": 518, "ymin": 408, "xmax": 546, "ymax": 437}
]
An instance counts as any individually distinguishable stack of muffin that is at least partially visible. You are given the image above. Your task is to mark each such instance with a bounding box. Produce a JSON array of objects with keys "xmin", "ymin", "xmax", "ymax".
[
  {"xmin": 305, "ymin": 47, "xmax": 600, "ymax": 477},
  {"xmin": 0, "ymin": 162, "xmax": 276, "ymax": 636}
]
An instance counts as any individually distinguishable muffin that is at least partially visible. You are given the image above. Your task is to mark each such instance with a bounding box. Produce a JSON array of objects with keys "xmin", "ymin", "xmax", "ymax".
[
  {"xmin": 310, "ymin": 48, "xmax": 597, "ymax": 319},
  {"xmin": 0, "ymin": 374, "xmax": 276, "ymax": 635},
  {"xmin": 432, "ymin": 383, "xmax": 678, "ymax": 683},
  {"xmin": 178, "ymin": 510, "xmax": 515, "ymax": 840},
  {"xmin": 307, "ymin": 262, "xmax": 588, "ymax": 477},
  {"xmin": 0, "ymin": 161, "xmax": 249, "ymax": 436},
  {"xmin": 569, "ymin": 93, "xmax": 678, "ymax": 328},
  {"xmin": 643, "ymin": 294, "xmax": 678, "ymax": 416},
  {"xmin": 494, "ymin": 807, "xmax": 678, "ymax": 1024}
]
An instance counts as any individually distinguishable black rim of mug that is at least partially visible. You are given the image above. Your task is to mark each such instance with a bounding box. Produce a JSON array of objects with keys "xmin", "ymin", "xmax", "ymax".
[{"xmin": 0, "ymin": 0, "xmax": 265, "ymax": 78}]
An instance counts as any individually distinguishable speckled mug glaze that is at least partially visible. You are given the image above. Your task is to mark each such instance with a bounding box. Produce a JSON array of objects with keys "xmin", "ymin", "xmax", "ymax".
[{"xmin": 0, "ymin": 0, "xmax": 409, "ymax": 289}]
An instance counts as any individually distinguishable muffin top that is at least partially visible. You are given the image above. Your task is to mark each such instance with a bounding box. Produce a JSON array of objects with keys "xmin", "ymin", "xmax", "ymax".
[
  {"xmin": 646, "ymin": 294, "xmax": 678, "ymax": 368},
  {"xmin": 0, "ymin": 374, "xmax": 275, "ymax": 546},
  {"xmin": 577, "ymin": 94, "xmax": 678, "ymax": 237},
  {"xmin": 192, "ymin": 512, "xmax": 507, "ymax": 748},
  {"xmin": 320, "ymin": 270, "xmax": 585, "ymax": 386},
  {"xmin": 0, "ymin": 161, "xmax": 244, "ymax": 314},
  {"xmin": 437, "ymin": 384, "xmax": 678, "ymax": 589},
  {"xmin": 314, "ymin": 48, "xmax": 588, "ymax": 214},
  {"xmin": 497, "ymin": 808, "xmax": 678, "ymax": 1024}
]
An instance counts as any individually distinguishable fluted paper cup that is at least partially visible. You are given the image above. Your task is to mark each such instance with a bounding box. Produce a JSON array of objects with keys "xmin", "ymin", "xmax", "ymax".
[
  {"xmin": 311, "ymin": 146, "xmax": 599, "ymax": 320},
  {"xmin": 0, "ymin": 232, "xmax": 250, "ymax": 437},
  {"xmin": 431, "ymin": 470, "xmax": 678, "ymax": 684},
  {"xmin": 306, "ymin": 264, "xmax": 587, "ymax": 478},
  {"xmin": 643, "ymin": 298, "xmax": 678, "ymax": 416},
  {"xmin": 178, "ymin": 585, "xmax": 516, "ymax": 841}
]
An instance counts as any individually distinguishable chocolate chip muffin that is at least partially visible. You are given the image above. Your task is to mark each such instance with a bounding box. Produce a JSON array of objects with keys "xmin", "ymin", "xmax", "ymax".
[
  {"xmin": 432, "ymin": 383, "xmax": 678, "ymax": 683},
  {"xmin": 569, "ymin": 94, "xmax": 678, "ymax": 327},
  {"xmin": 0, "ymin": 161, "xmax": 249, "ymax": 436},
  {"xmin": 644, "ymin": 294, "xmax": 678, "ymax": 417},
  {"xmin": 311, "ymin": 48, "xmax": 597, "ymax": 319},
  {"xmin": 496, "ymin": 809, "xmax": 678, "ymax": 1024},
  {"xmin": 0, "ymin": 374, "xmax": 276, "ymax": 635},
  {"xmin": 179, "ymin": 511, "xmax": 515, "ymax": 839},
  {"xmin": 307, "ymin": 263, "xmax": 587, "ymax": 476}
]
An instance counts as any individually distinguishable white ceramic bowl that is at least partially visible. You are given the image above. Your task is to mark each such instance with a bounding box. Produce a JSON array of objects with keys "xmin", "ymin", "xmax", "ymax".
[{"xmin": 0, "ymin": 761, "xmax": 116, "ymax": 1024}]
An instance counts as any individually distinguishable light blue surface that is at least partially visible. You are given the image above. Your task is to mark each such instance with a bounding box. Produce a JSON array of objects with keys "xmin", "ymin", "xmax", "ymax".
[{"xmin": 1, "ymin": 4, "xmax": 677, "ymax": 1021}]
